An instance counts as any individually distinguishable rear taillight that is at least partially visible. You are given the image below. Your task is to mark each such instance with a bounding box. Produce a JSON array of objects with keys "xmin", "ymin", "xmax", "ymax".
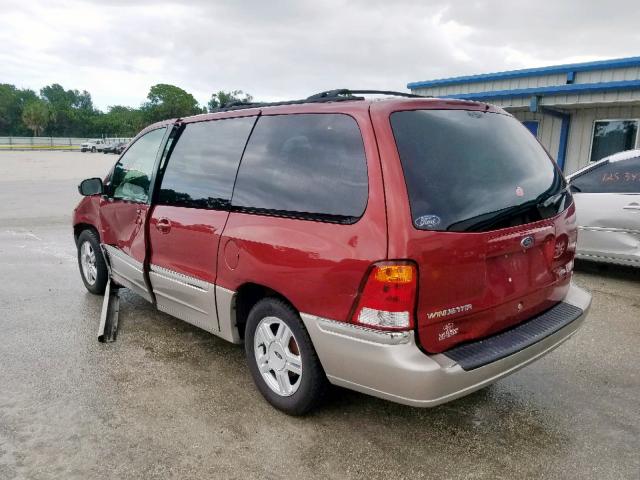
[{"xmin": 351, "ymin": 261, "xmax": 417, "ymax": 331}]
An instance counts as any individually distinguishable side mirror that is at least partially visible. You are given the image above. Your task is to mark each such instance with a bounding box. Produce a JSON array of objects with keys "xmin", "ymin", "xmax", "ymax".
[{"xmin": 78, "ymin": 177, "xmax": 103, "ymax": 196}]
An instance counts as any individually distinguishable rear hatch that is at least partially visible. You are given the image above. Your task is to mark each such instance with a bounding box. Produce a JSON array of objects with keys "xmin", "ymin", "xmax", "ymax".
[{"xmin": 389, "ymin": 108, "xmax": 577, "ymax": 353}]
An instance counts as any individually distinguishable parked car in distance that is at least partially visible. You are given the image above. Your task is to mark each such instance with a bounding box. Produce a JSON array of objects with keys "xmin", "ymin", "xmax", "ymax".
[
  {"xmin": 73, "ymin": 90, "xmax": 591, "ymax": 415},
  {"xmin": 102, "ymin": 142, "xmax": 128, "ymax": 155},
  {"xmin": 567, "ymin": 149, "xmax": 640, "ymax": 267},
  {"xmin": 81, "ymin": 139, "xmax": 108, "ymax": 152},
  {"xmin": 114, "ymin": 142, "xmax": 128, "ymax": 155},
  {"xmin": 101, "ymin": 143, "xmax": 117, "ymax": 154}
]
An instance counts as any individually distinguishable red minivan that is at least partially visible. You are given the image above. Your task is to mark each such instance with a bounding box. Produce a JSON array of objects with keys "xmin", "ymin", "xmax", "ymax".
[{"xmin": 73, "ymin": 90, "xmax": 591, "ymax": 415}]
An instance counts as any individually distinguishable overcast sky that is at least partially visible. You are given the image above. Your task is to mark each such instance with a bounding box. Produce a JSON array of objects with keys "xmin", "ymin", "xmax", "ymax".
[{"xmin": 1, "ymin": 0, "xmax": 639, "ymax": 110}]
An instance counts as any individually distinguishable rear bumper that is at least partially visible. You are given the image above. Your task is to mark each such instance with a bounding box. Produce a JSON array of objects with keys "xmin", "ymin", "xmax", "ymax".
[{"xmin": 301, "ymin": 283, "xmax": 591, "ymax": 407}]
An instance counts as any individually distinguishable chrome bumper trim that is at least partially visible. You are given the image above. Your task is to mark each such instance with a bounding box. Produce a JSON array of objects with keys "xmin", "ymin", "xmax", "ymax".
[{"xmin": 150, "ymin": 264, "xmax": 210, "ymax": 291}]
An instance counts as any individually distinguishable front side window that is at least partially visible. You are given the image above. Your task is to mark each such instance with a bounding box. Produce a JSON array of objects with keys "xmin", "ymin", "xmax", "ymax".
[
  {"xmin": 232, "ymin": 114, "xmax": 368, "ymax": 222},
  {"xmin": 590, "ymin": 120, "xmax": 638, "ymax": 162},
  {"xmin": 391, "ymin": 109, "xmax": 567, "ymax": 232},
  {"xmin": 111, "ymin": 127, "xmax": 166, "ymax": 202},
  {"xmin": 158, "ymin": 116, "xmax": 256, "ymax": 209},
  {"xmin": 571, "ymin": 156, "xmax": 640, "ymax": 193}
]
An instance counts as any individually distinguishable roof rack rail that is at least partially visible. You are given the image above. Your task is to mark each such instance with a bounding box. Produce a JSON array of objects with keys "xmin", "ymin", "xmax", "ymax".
[
  {"xmin": 307, "ymin": 89, "xmax": 426, "ymax": 100},
  {"xmin": 211, "ymin": 89, "xmax": 426, "ymax": 113}
]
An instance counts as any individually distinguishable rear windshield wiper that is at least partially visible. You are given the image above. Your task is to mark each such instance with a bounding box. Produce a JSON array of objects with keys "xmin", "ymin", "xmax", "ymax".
[
  {"xmin": 448, "ymin": 198, "xmax": 541, "ymax": 232},
  {"xmin": 448, "ymin": 187, "xmax": 568, "ymax": 233}
]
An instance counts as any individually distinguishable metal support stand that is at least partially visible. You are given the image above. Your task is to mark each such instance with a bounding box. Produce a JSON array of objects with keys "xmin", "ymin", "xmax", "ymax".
[{"xmin": 98, "ymin": 278, "xmax": 121, "ymax": 343}]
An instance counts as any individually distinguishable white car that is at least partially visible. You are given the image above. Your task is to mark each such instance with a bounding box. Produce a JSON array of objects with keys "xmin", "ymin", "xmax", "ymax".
[
  {"xmin": 81, "ymin": 139, "xmax": 108, "ymax": 153},
  {"xmin": 567, "ymin": 149, "xmax": 640, "ymax": 267}
]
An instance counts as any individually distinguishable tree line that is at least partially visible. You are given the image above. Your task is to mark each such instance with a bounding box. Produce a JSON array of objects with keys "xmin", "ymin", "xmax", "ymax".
[{"xmin": 0, "ymin": 83, "xmax": 253, "ymax": 137}]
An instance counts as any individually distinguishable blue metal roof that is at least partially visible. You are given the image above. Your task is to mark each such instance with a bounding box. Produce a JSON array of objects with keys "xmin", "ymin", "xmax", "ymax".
[
  {"xmin": 438, "ymin": 79, "xmax": 640, "ymax": 101},
  {"xmin": 407, "ymin": 56, "xmax": 640, "ymax": 90}
]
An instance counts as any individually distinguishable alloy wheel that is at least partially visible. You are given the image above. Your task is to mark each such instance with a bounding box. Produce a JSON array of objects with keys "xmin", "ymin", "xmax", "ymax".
[
  {"xmin": 80, "ymin": 241, "xmax": 97, "ymax": 285},
  {"xmin": 253, "ymin": 316, "xmax": 303, "ymax": 397}
]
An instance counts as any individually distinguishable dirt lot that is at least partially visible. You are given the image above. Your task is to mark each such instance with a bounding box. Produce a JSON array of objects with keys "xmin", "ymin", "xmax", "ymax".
[{"xmin": 0, "ymin": 151, "xmax": 638, "ymax": 480}]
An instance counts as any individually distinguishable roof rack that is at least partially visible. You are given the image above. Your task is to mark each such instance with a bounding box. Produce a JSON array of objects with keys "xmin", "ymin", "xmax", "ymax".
[
  {"xmin": 212, "ymin": 89, "xmax": 426, "ymax": 112},
  {"xmin": 307, "ymin": 89, "xmax": 426, "ymax": 100}
]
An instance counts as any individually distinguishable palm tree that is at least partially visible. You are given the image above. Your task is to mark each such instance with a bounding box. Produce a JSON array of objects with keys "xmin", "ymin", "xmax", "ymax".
[{"xmin": 22, "ymin": 100, "xmax": 51, "ymax": 136}]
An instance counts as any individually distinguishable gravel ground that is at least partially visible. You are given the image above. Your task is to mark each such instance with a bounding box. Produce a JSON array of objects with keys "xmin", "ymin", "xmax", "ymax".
[{"xmin": 0, "ymin": 151, "xmax": 638, "ymax": 480}]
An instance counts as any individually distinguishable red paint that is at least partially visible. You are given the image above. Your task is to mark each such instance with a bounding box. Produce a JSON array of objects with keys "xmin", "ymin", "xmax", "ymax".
[
  {"xmin": 370, "ymin": 100, "xmax": 576, "ymax": 353},
  {"xmin": 99, "ymin": 198, "xmax": 148, "ymax": 263},
  {"xmin": 73, "ymin": 96, "xmax": 577, "ymax": 355},
  {"xmin": 216, "ymin": 104, "xmax": 388, "ymax": 321},
  {"xmin": 148, "ymin": 205, "xmax": 229, "ymax": 284}
]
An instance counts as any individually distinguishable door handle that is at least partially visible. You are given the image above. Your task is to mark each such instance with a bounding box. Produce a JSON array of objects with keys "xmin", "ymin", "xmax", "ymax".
[
  {"xmin": 623, "ymin": 202, "xmax": 640, "ymax": 211},
  {"xmin": 156, "ymin": 217, "xmax": 172, "ymax": 234}
]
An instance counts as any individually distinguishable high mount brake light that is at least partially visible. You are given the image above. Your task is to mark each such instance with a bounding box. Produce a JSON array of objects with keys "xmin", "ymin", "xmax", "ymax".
[{"xmin": 351, "ymin": 262, "xmax": 417, "ymax": 331}]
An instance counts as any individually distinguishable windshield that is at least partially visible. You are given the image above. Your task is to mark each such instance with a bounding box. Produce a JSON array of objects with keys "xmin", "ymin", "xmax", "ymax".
[{"xmin": 390, "ymin": 109, "xmax": 568, "ymax": 232}]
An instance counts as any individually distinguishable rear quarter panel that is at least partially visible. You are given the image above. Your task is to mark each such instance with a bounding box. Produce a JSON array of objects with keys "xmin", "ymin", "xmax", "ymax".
[{"xmin": 216, "ymin": 103, "xmax": 387, "ymax": 321}]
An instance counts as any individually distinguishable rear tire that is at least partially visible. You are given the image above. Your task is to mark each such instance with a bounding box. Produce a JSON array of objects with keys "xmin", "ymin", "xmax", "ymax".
[
  {"xmin": 77, "ymin": 229, "xmax": 108, "ymax": 295},
  {"xmin": 245, "ymin": 298, "xmax": 328, "ymax": 415}
]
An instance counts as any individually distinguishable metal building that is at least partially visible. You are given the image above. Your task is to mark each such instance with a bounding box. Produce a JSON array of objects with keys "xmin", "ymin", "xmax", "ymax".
[{"xmin": 407, "ymin": 56, "xmax": 640, "ymax": 173}]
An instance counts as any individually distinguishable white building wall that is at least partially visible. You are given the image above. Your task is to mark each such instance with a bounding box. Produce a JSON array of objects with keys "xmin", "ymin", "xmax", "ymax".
[
  {"xmin": 575, "ymin": 65, "xmax": 640, "ymax": 83},
  {"xmin": 411, "ymin": 66, "xmax": 640, "ymax": 98},
  {"xmin": 412, "ymin": 73, "xmax": 567, "ymax": 97},
  {"xmin": 564, "ymin": 105, "xmax": 640, "ymax": 174},
  {"xmin": 413, "ymin": 88, "xmax": 640, "ymax": 109},
  {"xmin": 511, "ymin": 111, "xmax": 563, "ymax": 162},
  {"xmin": 511, "ymin": 106, "xmax": 640, "ymax": 174}
]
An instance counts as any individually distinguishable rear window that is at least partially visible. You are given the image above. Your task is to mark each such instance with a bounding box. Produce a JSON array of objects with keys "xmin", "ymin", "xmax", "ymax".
[
  {"xmin": 390, "ymin": 109, "xmax": 568, "ymax": 232},
  {"xmin": 231, "ymin": 114, "xmax": 368, "ymax": 222}
]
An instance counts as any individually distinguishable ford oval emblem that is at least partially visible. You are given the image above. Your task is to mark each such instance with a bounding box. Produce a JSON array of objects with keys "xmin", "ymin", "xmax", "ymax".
[
  {"xmin": 521, "ymin": 235, "xmax": 535, "ymax": 250},
  {"xmin": 414, "ymin": 214, "xmax": 441, "ymax": 230}
]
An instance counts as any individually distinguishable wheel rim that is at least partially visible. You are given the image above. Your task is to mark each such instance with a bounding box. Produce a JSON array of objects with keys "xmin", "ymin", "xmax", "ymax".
[
  {"xmin": 254, "ymin": 316, "xmax": 302, "ymax": 397},
  {"xmin": 80, "ymin": 241, "xmax": 98, "ymax": 286}
]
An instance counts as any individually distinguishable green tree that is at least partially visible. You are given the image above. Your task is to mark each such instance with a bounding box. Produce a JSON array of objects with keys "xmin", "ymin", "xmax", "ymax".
[
  {"xmin": 141, "ymin": 84, "xmax": 203, "ymax": 123},
  {"xmin": 93, "ymin": 106, "xmax": 145, "ymax": 136},
  {"xmin": 208, "ymin": 90, "xmax": 254, "ymax": 111},
  {"xmin": 0, "ymin": 84, "xmax": 38, "ymax": 135},
  {"xmin": 22, "ymin": 100, "xmax": 51, "ymax": 136},
  {"xmin": 40, "ymin": 83, "xmax": 97, "ymax": 135}
]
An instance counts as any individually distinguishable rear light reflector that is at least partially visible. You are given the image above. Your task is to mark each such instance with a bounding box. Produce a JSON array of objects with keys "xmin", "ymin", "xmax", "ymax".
[{"xmin": 351, "ymin": 261, "xmax": 417, "ymax": 331}]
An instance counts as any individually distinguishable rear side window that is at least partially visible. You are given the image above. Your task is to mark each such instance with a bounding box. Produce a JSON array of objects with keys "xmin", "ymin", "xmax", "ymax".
[
  {"xmin": 391, "ymin": 110, "xmax": 566, "ymax": 232},
  {"xmin": 571, "ymin": 157, "xmax": 640, "ymax": 193},
  {"xmin": 158, "ymin": 116, "xmax": 256, "ymax": 209},
  {"xmin": 231, "ymin": 114, "xmax": 368, "ymax": 222}
]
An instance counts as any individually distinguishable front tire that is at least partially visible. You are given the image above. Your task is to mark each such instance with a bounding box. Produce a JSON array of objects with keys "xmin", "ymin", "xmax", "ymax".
[
  {"xmin": 77, "ymin": 230, "xmax": 108, "ymax": 295},
  {"xmin": 245, "ymin": 298, "xmax": 328, "ymax": 415}
]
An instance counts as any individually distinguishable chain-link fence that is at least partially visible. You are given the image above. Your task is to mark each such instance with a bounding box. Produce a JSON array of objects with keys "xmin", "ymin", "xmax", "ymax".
[{"xmin": 0, "ymin": 136, "xmax": 132, "ymax": 151}]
